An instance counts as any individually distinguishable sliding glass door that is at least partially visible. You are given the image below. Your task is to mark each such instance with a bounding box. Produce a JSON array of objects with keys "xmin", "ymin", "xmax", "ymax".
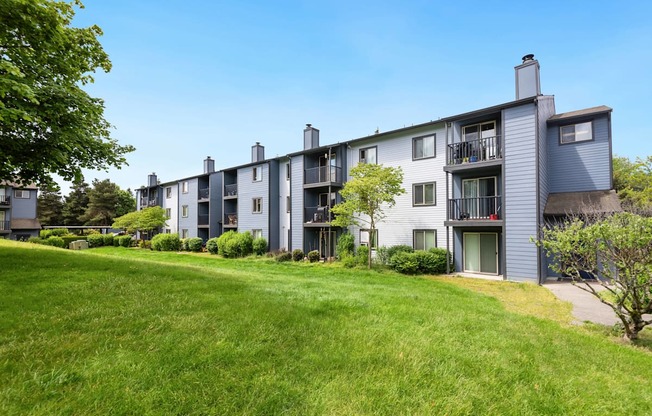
[{"xmin": 463, "ymin": 232, "xmax": 498, "ymax": 274}]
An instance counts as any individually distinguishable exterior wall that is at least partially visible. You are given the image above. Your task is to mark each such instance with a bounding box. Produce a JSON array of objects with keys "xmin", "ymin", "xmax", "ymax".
[
  {"xmin": 347, "ymin": 124, "xmax": 447, "ymax": 249},
  {"xmin": 278, "ymin": 159, "xmax": 291, "ymax": 250},
  {"xmin": 547, "ymin": 114, "xmax": 612, "ymax": 193},
  {"xmin": 503, "ymin": 103, "xmax": 539, "ymax": 282},
  {"xmin": 536, "ymin": 96, "xmax": 556, "ymax": 282},
  {"xmin": 268, "ymin": 160, "xmax": 280, "ymax": 250},
  {"xmin": 209, "ymin": 172, "xmax": 222, "ymax": 238},
  {"xmin": 178, "ymin": 178, "xmax": 198, "ymax": 238},
  {"xmin": 161, "ymin": 184, "xmax": 178, "ymax": 234},
  {"xmin": 237, "ymin": 164, "xmax": 269, "ymax": 239},
  {"xmin": 11, "ymin": 188, "xmax": 37, "ymax": 219},
  {"xmin": 290, "ymin": 155, "xmax": 304, "ymax": 251}
]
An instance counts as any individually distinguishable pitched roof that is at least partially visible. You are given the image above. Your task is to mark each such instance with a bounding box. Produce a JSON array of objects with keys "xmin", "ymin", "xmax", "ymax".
[
  {"xmin": 0, "ymin": 181, "xmax": 38, "ymax": 190},
  {"xmin": 547, "ymin": 105, "xmax": 612, "ymax": 122},
  {"xmin": 544, "ymin": 190, "xmax": 622, "ymax": 216}
]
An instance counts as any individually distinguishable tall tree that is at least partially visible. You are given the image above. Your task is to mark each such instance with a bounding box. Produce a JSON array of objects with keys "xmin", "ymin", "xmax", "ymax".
[
  {"xmin": 115, "ymin": 188, "xmax": 136, "ymax": 217},
  {"xmin": 37, "ymin": 186, "xmax": 63, "ymax": 225},
  {"xmin": 62, "ymin": 179, "xmax": 89, "ymax": 225},
  {"xmin": 331, "ymin": 163, "xmax": 405, "ymax": 268},
  {"xmin": 80, "ymin": 178, "xmax": 120, "ymax": 225},
  {"xmin": 0, "ymin": 0, "xmax": 134, "ymax": 187},
  {"xmin": 613, "ymin": 155, "xmax": 652, "ymax": 212}
]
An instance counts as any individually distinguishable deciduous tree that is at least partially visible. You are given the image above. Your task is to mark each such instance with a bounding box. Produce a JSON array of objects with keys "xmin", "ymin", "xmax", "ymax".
[
  {"xmin": 613, "ymin": 155, "xmax": 652, "ymax": 212},
  {"xmin": 112, "ymin": 206, "xmax": 168, "ymax": 236}
]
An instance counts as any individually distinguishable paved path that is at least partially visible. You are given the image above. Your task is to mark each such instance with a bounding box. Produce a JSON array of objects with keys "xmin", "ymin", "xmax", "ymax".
[{"xmin": 544, "ymin": 281, "xmax": 620, "ymax": 326}]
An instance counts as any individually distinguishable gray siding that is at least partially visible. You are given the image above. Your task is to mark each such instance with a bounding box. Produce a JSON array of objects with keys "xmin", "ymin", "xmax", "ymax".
[
  {"xmin": 237, "ymin": 164, "xmax": 269, "ymax": 239},
  {"xmin": 10, "ymin": 189, "xmax": 37, "ymax": 218},
  {"xmin": 290, "ymin": 155, "xmax": 304, "ymax": 251},
  {"xmin": 537, "ymin": 96, "xmax": 556, "ymax": 282},
  {"xmin": 268, "ymin": 160, "xmax": 280, "ymax": 250},
  {"xmin": 178, "ymin": 178, "xmax": 198, "ymax": 238},
  {"xmin": 548, "ymin": 115, "xmax": 611, "ymax": 193},
  {"xmin": 503, "ymin": 103, "xmax": 539, "ymax": 282},
  {"xmin": 278, "ymin": 159, "xmax": 291, "ymax": 250},
  {"xmin": 162, "ymin": 184, "xmax": 178, "ymax": 234},
  {"xmin": 209, "ymin": 172, "xmax": 222, "ymax": 238}
]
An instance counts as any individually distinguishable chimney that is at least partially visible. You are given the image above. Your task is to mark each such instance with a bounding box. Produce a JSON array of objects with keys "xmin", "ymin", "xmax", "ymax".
[
  {"xmin": 514, "ymin": 54, "xmax": 541, "ymax": 100},
  {"xmin": 251, "ymin": 142, "xmax": 265, "ymax": 163},
  {"xmin": 204, "ymin": 156, "xmax": 215, "ymax": 173},
  {"xmin": 303, "ymin": 123, "xmax": 320, "ymax": 150},
  {"xmin": 147, "ymin": 172, "xmax": 157, "ymax": 188}
]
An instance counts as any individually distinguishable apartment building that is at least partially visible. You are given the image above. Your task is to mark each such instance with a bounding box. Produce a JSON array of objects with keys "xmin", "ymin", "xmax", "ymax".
[
  {"xmin": 0, "ymin": 181, "xmax": 41, "ymax": 240},
  {"xmin": 135, "ymin": 55, "xmax": 616, "ymax": 283}
]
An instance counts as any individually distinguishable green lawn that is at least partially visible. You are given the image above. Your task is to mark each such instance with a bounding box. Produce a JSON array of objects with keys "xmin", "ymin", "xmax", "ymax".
[{"xmin": 1, "ymin": 240, "xmax": 652, "ymax": 415}]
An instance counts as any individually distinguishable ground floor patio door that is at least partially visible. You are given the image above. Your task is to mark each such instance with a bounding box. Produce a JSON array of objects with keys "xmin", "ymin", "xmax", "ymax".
[
  {"xmin": 463, "ymin": 232, "xmax": 498, "ymax": 274},
  {"xmin": 319, "ymin": 231, "xmax": 336, "ymax": 258}
]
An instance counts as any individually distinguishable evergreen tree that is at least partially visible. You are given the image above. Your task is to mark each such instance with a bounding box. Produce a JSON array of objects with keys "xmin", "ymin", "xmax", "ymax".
[
  {"xmin": 37, "ymin": 186, "xmax": 64, "ymax": 226},
  {"xmin": 115, "ymin": 188, "xmax": 136, "ymax": 218},
  {"xmin": 80, "ymin": 179, "xmax": 121, "ymax": 225},
  {"xmin": 62, "ymin": 179, "xmax": 90, "ymax": 226}
]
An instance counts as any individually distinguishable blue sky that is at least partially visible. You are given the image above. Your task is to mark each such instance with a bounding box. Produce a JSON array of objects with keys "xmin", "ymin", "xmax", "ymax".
[{"xmin": 66, "ymin": 0, "xmax": 652, "ymax": 194}]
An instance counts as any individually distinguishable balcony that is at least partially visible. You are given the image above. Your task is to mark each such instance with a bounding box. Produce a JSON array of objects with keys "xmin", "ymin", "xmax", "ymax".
[
  {"xmin": 198, "ymin": 214, "xmax": 209, "ymax": 226},
  {"xmin": 198, "ymin": 188, "xmax": 209, "ymax": 200},
  {"xmin": 224, "ymin": 184, "xmax": 237, "ymax": 197},
  {"xmin": 224, "ymin": 213, "xmax": 238, "ymax": 227},
  {"xmin": 448, "ymin": 196, "xmax": 502, "ymax": 221},
  {"xmin": 0, "ymin": 195, "xmax": 10, "ymax": 206},
  {"xmin": 447, "ymin": 136, "xmax": 502, "ymax": 165},
  {"xmin": 304, "ymin": 166, "xmax": 342, "ymax": 186},
  {"xmin": 0, "ymin": 221, "xmax": 10, "ymax": 232}
]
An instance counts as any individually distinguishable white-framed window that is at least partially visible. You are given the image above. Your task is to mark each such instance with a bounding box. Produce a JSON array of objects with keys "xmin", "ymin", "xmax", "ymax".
[
  {"xmin": 182, "ymin": 205, "xmax": 189, "ymax": 218},
  {"xmin": 286, "ymin": 163, "xmax": 290, "ymax": 180},
  {"xmin": 181, "ymin": 229, "xmax": 189, "ymax": 239},
  {"xmin": 286, "ymin": 196, "xmax": 291, "ymax": 213},
  {"xmin": 413, "ymin": 134, "xmax": 435, "ymax": 160},
  {"xmin": 166, "ymin": 187, "xmax": 172, "ymax": 198},
  {"xmin": 252, "ymin": 229, "xmax": 262, "ymax": 239},
  {"xmin": 359, "ymin": 146, "xmax": 377, "ymax": 164},
  {"xmin": 413, "ymin": 182, "xmax": 436, "ymax": 206},
  {"xmin": 560, "ymin": 121, "xmax": 593, "ymax": 144},
  {"xmin": 14, "ymin": 190, "xmax": 30, "ymax": 199},
  {"xmin": 253, "ymin": 166, "xmax": 262, "ymax": 182},
  {"xmin": 181, "ymin": 181, "xmax": 189, "ymax": 193},
  {"xmin": 414, "ymin": 230, "xmax": 436, "ymax": 250},
  {"xmin": 360, "ymin": 229, "xmax": 378, "ymax": 249},
  {"xmin": 165, "ymin": 208, "xmax": 171, "ymax": 218},
  {"xmin": 253, "ymin": 197, "xmax": 262, "ymax": 213}
]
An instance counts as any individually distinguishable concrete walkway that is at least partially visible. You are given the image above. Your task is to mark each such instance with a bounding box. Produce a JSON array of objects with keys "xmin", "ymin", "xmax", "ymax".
[{"xmin": 544, "ymin": 281, "xmax": 620, "ymax": 326}]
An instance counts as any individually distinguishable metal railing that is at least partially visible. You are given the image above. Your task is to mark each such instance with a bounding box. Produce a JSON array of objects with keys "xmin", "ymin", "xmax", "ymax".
[
  {"xmin": 198, "ymin": 188, "xmax": 209, "ymax": 200},
  {"xmin": 224, "ymin": 184, "xmax": 237, "ymax": 197},
  {"xmin": 448, "ymin": 196, "xmax": 501, "ymax": 220},
  {"xmin": 198, "ymin": 214, "xmax": 209, "ymax": 225},
  {"xmin": 0, "ymin": 221, "xmax": 10, "ymax": 231},
  {"xmin": 0, "ymin": 195, "xmax": 10, "ymax": 205},
  {"xmin": 447, "ymin": 136, "xmax": 502, "ymax": 165},
  {"xmin": 224, "ymin": 213, "xmax": 238, "ymax": 226},
  {"xmin": 305, "ymin": 206, "xmax": 330, "ymax": 223},
  {"xmin": 304, "ymin": 166, "xmax": 342, "ymax": 185}
]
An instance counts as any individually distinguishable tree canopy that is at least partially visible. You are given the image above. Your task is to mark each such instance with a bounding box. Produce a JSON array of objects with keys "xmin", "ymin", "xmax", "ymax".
[
  {"xmin": 37, "ymin": 186, "xmax": 63, "ymax": 225},
  {"xmin": 80, "ymin": 178, "xmax": 134, "ymax": 225},
  {"xmin": 112, "ymin": 206, "xmax": 168, "ymax": 235},
  {"xmin": 613, "ymin": 155, "xmax": 652, "ymax": 212},
  {"xmin": 0, "ymin": 0, "xmax": 134, "ymax": 187},
  {"xmin": 331, "ymin": 163, "xmax": 405, "ymax": 268}
]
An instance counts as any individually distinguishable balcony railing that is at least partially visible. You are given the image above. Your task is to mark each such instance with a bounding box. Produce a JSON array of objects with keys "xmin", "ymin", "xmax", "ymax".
[
  {"xmin": 224, "ymin": 184, "xmax": 237, "ymax": 197},
  {"xmin": 224, "ymin": 213, "xmax": 238, "ymax": 226},
  {"xmin": 0, "ymin": 195, "xmax": 10, "ymax": 206},
  {"xmin": 304, "ymin": 166, "xmax": 342, "ymax": 185},
  {"xmin": 305, "ymin": 206, "xmax": 330, "ymax": 224},
  {"xmin": 198, "ymin": 188, "xmax": 209, "ymax": 200},
  {"xmin": 0, "ymin": 221, "xmax": 10, "ymax": 231},
  {"xmin": 447, "ymin": 136, "xmax": 502, "ymax": 165},
  {"xmin": 448, "ymin": 196, "xmax": 502, "ymax": 221},
  {"xmin": 198, "ymin": 214, "xmax": 209, "ymax": 226}
]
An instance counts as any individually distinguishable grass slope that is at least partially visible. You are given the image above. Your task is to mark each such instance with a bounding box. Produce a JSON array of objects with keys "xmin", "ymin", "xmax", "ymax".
[{"xmin": 1, "ymin": 240, "xmax": 652, "ymax": 415}]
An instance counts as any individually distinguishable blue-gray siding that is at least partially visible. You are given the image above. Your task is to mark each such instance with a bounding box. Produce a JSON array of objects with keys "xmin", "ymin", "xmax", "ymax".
[
  {"xmin": 178, "ymin": 178, "xmax": 198, "ymax": 237},
  {"xmin": 11, "ymin": 189, "xmax": 37, "ymax": 219},
  {"xmin": 290, "ymin": 155, "xmax": 304, "ymax": 251},
  {"xmin": 238, "ymin": 164, "xmax": 269, "ymax": 239},
  {"xmin": 268, "ymin": 161, "xmax": 280, "ymax": 250},
  {"xmin": 536, "ymin": 96, "xmax": 556, "ymax": 282},
  {"xmin": 209, "ymin": 172, "xmax": 222, "ymax": 238}
]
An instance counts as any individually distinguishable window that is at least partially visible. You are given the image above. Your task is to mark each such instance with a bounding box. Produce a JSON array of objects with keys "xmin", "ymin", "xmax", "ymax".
[
  {"xmin": 181, "ymin": 229, "xmax": 189, "ymax": 239},
  {"xmin": 165, "ymin": 229, "xmax": 171, "ymax": 234},
  {"xmin": 252, "ymin": 229, "xmax": 262, "ymax": 239},
  {"xmin": 14, "ymin": 190, "xmax": 30, "ymax": 199},
  {"xmin": 560, "ymin": 121, "xmax": 593, "ymax": 144},
  {"xmin": 359, "ymin": 146, "xmax": 377, "ymax": 164},
  {"xmin": 253, "ymin": 166, "xmax": 262, "ymax": 182},
  {"xmin": 413, "ymin": 134, "xmax": 435, "ymax": 160},
  {"xmin": 286, "ymin": 163, "xmax": 290, "ymax": 180},
  {"xmin": 181, "ymin": 181, "xmax": 189, "ymax": 193},
  {"xmin": 253, "ymin": 197, "xmax": 262, "ymax": 213},
  {"xmin": 319, "ymin": 192, "xmax": 336, "ymax": 207},
  {"xmin": 286, "ymin": 196, "xmax": 291, "ymax": 213},
  {"xmin": 182, "ymin": 205, "xmax": 189, "ymax": 218},
  {"xmin": 360, "ymin": 229, "xmax": 378, "ymax": 249},
  {"xmin": 166, "ymin": 187, "xmax": 172, "ymax": 198},
  {"xmin": 413, "ymin": 182, "xmax": 436, "ymax": 206},
  {"xmin": 165, "ymin": 208, "xmax": 171, "ymax": 218},
  {"xmin": 414, "ymin": 230, "xmax": 436, "ymax": 250}
]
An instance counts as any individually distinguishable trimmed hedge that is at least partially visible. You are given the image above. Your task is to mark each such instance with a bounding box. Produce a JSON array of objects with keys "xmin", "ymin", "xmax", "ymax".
[
  {"xmin": 40, "ymin": 228, "xmax": 69, "ymax": 239},
  {"xmin": 253, "ymin": 237, "xmax": 267, "ymax": 256},
  {"xmin": 389, "ymin": 249, "xmax": 452, "ymax": 275},
  {"xmin": 292, "ymin": 249, "xmax": 304, "ymax": 262},
  {"xmin": 275, "ymin": 251, "xmax": 292, "ymax": 262},
  {"xmin": 47, "ymin": 236, "xmax": 66, "ymax": 248},
  {"xmin": 307, "ymin": 250, "xmax": 320, "ymax": 263},
  {"xmin": 206, "ymin": 238, "xmax": 219, "ymax": 254},
  {"xmin": 377, "ymin": 245, "xmax": 413, "ymax": 265},
  {"xmin": 151, "ymin": 233, "xmax": 181, "ymax": 251},
  {"xmin": 187, "ymin": 237, "xmax": 203, "ymax": 252},
  {"xmin": 86, "ymin": 234, "xmax": 105, "ymax": 248},
  {"xmin": 102, "ymin": 234, "xmax": 114, "ymax": 247},
  {"xmin": 118, "ymin": 235, "xmax": 132, "ymax": 247},
  {"xmin": 218, "ymin": 231, "xmax": 253, "ymax": 258}
]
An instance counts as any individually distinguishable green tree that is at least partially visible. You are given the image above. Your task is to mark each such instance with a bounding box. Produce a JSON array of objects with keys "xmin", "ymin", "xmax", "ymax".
[
  {"xmin": 62, "ymin": 179, "xmax": 89, "ymax": 225},
  {"xmin": 538, "ymin": 212, "xmax": 652, "ymax": 341},
  {"xmin": 0, "ymin": 0, "xmax": 134, "ymax": 187},
  {"xmin": 112, "ymin": 206, "xmax": 168, "ymax": 235},
  {"xmin": 613, "ymin": 155, "xmax": 652, "ymax": 212},
  {"xmin": 80, "ymin": 178, "xmax": 121, "ymax": 225},
  {"xmin": 37, "ymin": 186, "xmax": 63, "ymax": 225},
  {"xmin": 115, "ymin": 188, "xmax": 136, "ymax": 217},
  {"xmin": 331, "ymin": 163, "xmax": 405, "ymax": 268}
]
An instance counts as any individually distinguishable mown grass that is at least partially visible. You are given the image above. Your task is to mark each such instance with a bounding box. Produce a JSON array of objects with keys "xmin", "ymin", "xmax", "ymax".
[{"xmin": 2, "ymin": 240, "xmax": 652, "ymax": 415}]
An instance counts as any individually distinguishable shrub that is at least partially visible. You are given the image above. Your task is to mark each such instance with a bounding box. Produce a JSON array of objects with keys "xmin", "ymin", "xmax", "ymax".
[
  {"xmin": 378, "ymin": 244, "xmax": 414, "ymax": 265},
  {"xmin": 356, "ymin": 245, "xmax": 369, "ymax": 266},
  {"xmin": 62, "ymin": 235, "xmax": 86, "ymax": 248},
  {"xmin": 187, "ymin": 237, "xmax": 203, "ymax": 252},
  {"xmin": 86, "ymin": 234, "xmax": 105, "ymax": 248},
  {"xmin": 275, "ymin": 251, "xmax": 292, "ymax": 262},
  {"xmin": 307, "ymin": 250, "xmax": 320, "ymax": 263},
  {"xmin": 413, "ymin": 251, "xmax": 439, "ymax": 274},
  {"xmin": 389, "ymin": 251, "xmax": 419, "ymax": 274},
  {"xmin": 427, "ymin": 247, "xmax": 453, "ymax": 274},
  {"xmin": 340, "ymin": 254, "xmax": 357, "ymax": 268},
  {"xmin": 39, "ymin": 229, "xmax": 52, "ymax": 239},
  {"xmin": 113, "ymin": 236, "xmax": 121, "ymax": 247},
  {"xmin": 292, "ymin": 249, "xmax": 304, "ymax": 262},
  {"xmin": 218, "ymin": 231, "xmax": 237, "ymax": 257},
  {"xmin": 27, "ymin": 237, "xmax": 46, "ymax": 245},
  {"xmin": 47, "ymin": 236, "xmax": 66, "ymax": 248},
  {"xmin": 235, "ymin": 232, "xmax": 253, "ymax": 257},
  {"xmin": 102, "ymin": 234, "xmax": 114, "ymax": 246},
  {"xmin": 253, "ymin": 237, "xmax": 268, "ymax": 256},
  {"xmin": 139, "ymin": 239, "xmax": 152, "ymax": 250},
  {"xmin": 206, "ymin": 238, "xmax": 219, "ymax": 254},
  {"xmin": 222, "ymin": 239, "xmax": 239, "ymax": 258},
  {"xmin": 51, "ymin": 228, "xmax": 69, "ymax": 237},
  {"xmin": 118, "ymin": 235, "xmax": 132, "ymax": 247},
  {"xmin": 336, "ymin": 233, "xmax": 355, "ymax": 258},
  {"xmin": 151, "ymin": 233, "xmax": 181, "ymax": 251},
  {"xmin": 180, "ymin": 238, "xmax": 189, "ymax": 251}
]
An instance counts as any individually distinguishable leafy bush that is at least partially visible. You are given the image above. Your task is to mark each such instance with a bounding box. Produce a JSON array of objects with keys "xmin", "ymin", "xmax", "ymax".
[
  {"xmin": 102, "ymin": 234, "xmax": 114, "ymax": 246},
  {"xmin": 39, "ymin": 230, "xmax": 52, "ymax": 239},
  {"xmin": 40, "ymin": 228, "xmax": 69, "ymax": 239},
  {"xmin": 275, "ymin": 251, "xmax": 292, "ymax": 262},
  {"xmin": 377, "ymin": 244, "xmax": 414, "ymax": 265},
  {"xmin": 113, "ymin": 236, "xmax": 121, "ymax": 247},
  {"xmin": 253, "ymin": 237, "xmax": 267, "ymax": 256},
  {"xmin": 292, "ymin": 249, "xmax": 304, "ymax": 262},
  {"xmin": 118, "ymin": 235, "xmax": 132, "ymax": 247},
  {"xmin": 27, "ymin": 237, "xmax": 42, "ymax": 244},
  {"xmin": 86, "ymin": 234, "xmax": 105, "ymax": 248},
  {"xmin": 139, "ymin": 239, "xmax": 152, "ymax": 250},
  {"xmin": 340, "ymin": 254, "xmax": 357, "ymax": 268},
  {"xmin": 336, "ymin": 233, "xmax": 355, "ymax": 258},
  {"xmin": 235, "ymin": 232, "xmax": 253, "ymax": 257},
  {"xmin": 180, "ymin": 238, "xmax": 189, "ymax": 251},
  {"xmin": 187, "ymin": 237, "xmax": 203, "ymax": 252},
  {"xmin": 47, "ymin": 236, "xmax": 66, "ymax": 248},
  {"xmin": 389, "ymin": 251, "xmax": 419, "ymax": 274},
  {"xmin": 427, "ymin": 247, "xmax": 453, "ymax": 274},
  {"xmin": 413, "ymin": 251, "xmax": 440, "ymax": 274},
  {"xmin": 307, "ymin": 250, "xmax": 320, "ymax": 263},
  {"xmin": 217, "ymin": 231, "xmax": 237, "ymax": 257},
  {"xmin": 206, "ymin": 238, "xmax": 219, "ymax": 254},
  {"xmin": 62, "ymin": 235, "xmax": 86, "ymax": 248},
  {"xmin": 356, "ymin": 245, "xmax": 369, "ymax": 266},
  {"xmin": 221, "ymin": 239, "xmax": 239, "ymax": 258},
  {"xmin": 151, "ymin": 233, "xmax": 181, "ymax": 251}
]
